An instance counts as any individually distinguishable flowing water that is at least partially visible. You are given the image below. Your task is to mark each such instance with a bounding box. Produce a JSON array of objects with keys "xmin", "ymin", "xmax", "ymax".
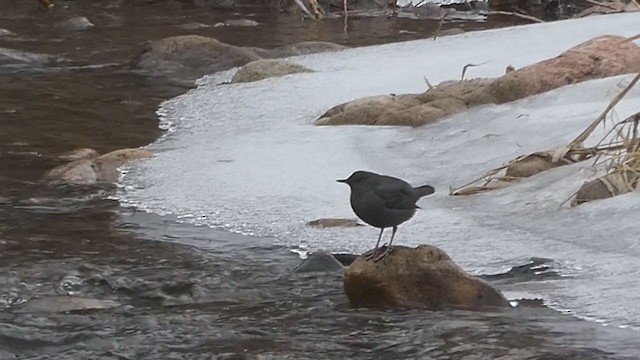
[{"xmin": 1, "ymin": 1, "xmax": 638, "ymax": 359}]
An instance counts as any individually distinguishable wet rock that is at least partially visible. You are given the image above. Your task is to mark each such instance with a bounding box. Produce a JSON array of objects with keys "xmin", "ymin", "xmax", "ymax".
[
  {"xmin": 344, "ymin": 245, "xmax": 510, "ymax": 309},
  {"xmin": 332, "ymin": 253, "xmax": 358, "ymax": 266},
  {"xmin": 0, "ymin": 47, "xmax": 62, "ymax": 67},
  {"xmin": 438, "ymin": 28, "xmax": 465, "ymax": 37},
  {"xmin": 45, "ymin": 148, "xmax": 153, "ymax": 185},
  {"xmin": 176, "ymin": 22, "xmax": 211, "ymax": 30},
  {"xmin": 307, "ymin": 218, "xmax": 360, "ymax": 228},
  {"xmin": 266, "ymin": 41, "xmax": 347, "ymax": 58},
  {"xmin": 292, "ymin": 251, "xmax": 344, "ymax": 273},
  {"xmin": 132, "ymin": 35, "xmax": 261, "ymax": 78},
  {"xmin": 59, "ymin": 148, "xmax": 100, "ymax": 161},
  {"xmin": 572, "ymin": 170, "xmax": 640, "ymax": 206},
  {"xmin": 231, "ymin": 59, "xmax": 312, "ymax": 83},
  {"xmin": 0, "ymin": 28, "xmax": 17, "ymax": 38},
  {"xmin": 215, "ymin": 19, "xmax": 260, "ymax": 27},
  {"xmin": 53, "ymin": 16, "xmax": 95, "ymax": 32},
  {"xmin": 11, "ymin": 296, "xmax": 120, "ymax": 313},
  {"xmin": 490, "ymin": 35, "xmax": 640, "ymax": 104},
  {"xmin": 45, "ymin": 159, "xmax": 98, "ymax": 185}
]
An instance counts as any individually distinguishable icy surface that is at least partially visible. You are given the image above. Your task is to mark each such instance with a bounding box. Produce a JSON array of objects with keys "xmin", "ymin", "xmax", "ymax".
[{"xmin": 120, "ymin": 14, "xmax": 640, "ymax": 329}]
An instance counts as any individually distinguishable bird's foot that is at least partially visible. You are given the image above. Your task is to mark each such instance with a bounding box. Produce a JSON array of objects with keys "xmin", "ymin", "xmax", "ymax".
[
  {"xmin": 364, "ymin": 244, "xmax": 387, "ymax": 261},
  {"xmin": 372, "ymin": 246, "xmax": 393, "ymax": 263}
]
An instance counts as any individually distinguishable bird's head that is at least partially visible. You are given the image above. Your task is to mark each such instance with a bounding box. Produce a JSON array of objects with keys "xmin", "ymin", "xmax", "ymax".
[{"xmin": 336, "ymin": 171, "xmax": 374, "ymax": 186}]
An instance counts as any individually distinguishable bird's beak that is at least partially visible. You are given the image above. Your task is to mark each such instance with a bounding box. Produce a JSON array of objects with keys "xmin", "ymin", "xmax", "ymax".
[{"xmin": 336, "ymin": 179, "xmax": 347, "ymax": 183}]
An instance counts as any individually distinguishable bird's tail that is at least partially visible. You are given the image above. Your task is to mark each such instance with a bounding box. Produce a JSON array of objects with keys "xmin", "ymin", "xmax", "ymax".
[{"xmin": 415, "ymin": 185, "xmax": 435, "ymax": 198}]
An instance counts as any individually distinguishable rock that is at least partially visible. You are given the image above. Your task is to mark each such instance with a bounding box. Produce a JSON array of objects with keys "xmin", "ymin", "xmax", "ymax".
[
  {"xmin": 59, "ymin": 148, "xmax": 100, "ymax": 161},
  {"xmin": 45, "ymin": 159, "xmax": 98, "ymax": 185},
  {"xmin": 232, "ymin": 59, "xmax": 313, "ymax": 83},
  {"xmin": 490, "ymin": 35, "xmax": 640, "ymax": 104},
  {"xmin": 53, "ymin": 17, "xmax": 95, "ymax": 32},
  {"xmin": 316, "ymin": 94, "xmax": 425, "ymax": 126},
  {"xmin": 176, "ymin": 22, "xmax": 211, "ymax": 30},
  {"xmin": 437, "ymin": 28, "xmax": 465, "ymax": 37},
  {"xmin": 344, "ymin": 245, "xmax": 510, "ymax": 309},
  {"xmin": 11, "ymin": 296, "xmax": 120, "ymax": 313},
  {"xmin": 93, "ymin": 148, "xmax": 155, "ymax": 182},
  {"xmin": 45, "ymin": 148, "xmax": 153, "ymax": 185},
  {"xmin": 215, "ymin": 19, "xmax": 260, "ymax": 27},
  {"xmin": 292, "ymin": 251, "xmax": 345, "ymax": 273},
  {"xmin": 132, "ymin": 35, "xmax": 261, "ymax": 78},
  {"xmin": 572, "ymin": 170, "xmax": 640, "ymax": 206},
  {"xmin": 0, "ymin": 28, "xmax": 17, "ymax": 38},
  {"xmin": 0, "ymin": 47, "xmax": 62, "ymax": 67},
  {"xmin": 307, "ymin": 218, "xmax": 360, "ymax": 228},
  {"xmin": 265, "ymin": 41, "xmax": 347, "ymax": 58},
  {"xmin": 316, "ymin": 79, "xmax": 494, "ymax": 127},
  {"xmin": 505, "ymin": 152, "xmax": 574, "ymax": 178},
  {"xmin": 332, "ymin": 253, "xmax": 358, "ymax": 266}
]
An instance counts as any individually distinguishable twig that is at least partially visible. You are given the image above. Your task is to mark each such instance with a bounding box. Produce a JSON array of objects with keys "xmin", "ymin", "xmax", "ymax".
[
  {"xmin": 424, "ymin": 76, "xmax": 435, "ymax": 90},
  {"xmin": 569, "ymin": 73, "xmax": 640, "ymax": 149},
  {"xmin": 343, "ymin": 0, "xmax": 348, "ymax": 32},
  {"xmin": 433, "ymin": 13, "xmax": 449, "ymax": 41},
  {"xmin": 624, "ymin": 33, "xmax": 640, "ymax": 43},
  {"xmin": 480, "ymin": 10, "xmax": 545, "ymax": 23},
  {"xmin": 461, "ymin": 62, "xmax": 488, "ymax": 80},
  {"xmin": 582, "ymin": 0, "xmax": 622, "ymax": 10},
  {"xmin": 293, "ymin": 0, "xmax": 315, "ymax": 19}
]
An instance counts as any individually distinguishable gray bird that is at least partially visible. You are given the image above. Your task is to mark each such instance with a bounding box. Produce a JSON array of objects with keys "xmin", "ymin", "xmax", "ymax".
[{"xmin": 337, "ymin": 170, "xmax": 435, "ymax": 262}]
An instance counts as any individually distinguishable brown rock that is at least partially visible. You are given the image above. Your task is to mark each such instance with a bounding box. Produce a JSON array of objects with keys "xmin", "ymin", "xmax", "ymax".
[
  {"xmin": 420, "ymin": 78, "xmax": 497, "ymax": 106},
  {"xmin": 316, "ymin": 94, "xmax": 424, "ymax": 126},
  {"xmin": 505, "ymin": 153, "xmax": 573, "ymax": 178},
  {"xmin": 490, "ymin": 35, "xmax": 640, "ymax": 104},
  {"xmin": 231, "ymin": 59, "xmax": 313, "ymax": 83},
  {"xmin": 45, "ymin": 148, "xmax": 153, "ymax": 185},
  {"xmin": 315, "ymin": 79, "xmax": 495, "ymax": 127},
  {"xmin": 266, "ymin": 41, "xmax": 347, "ymax": 58},
  {"xmin": 132, "ymin": 35, "xmax": 261, "ymax": 78},
  {"xmin": 59, "ymin": 148, "xmax": 100, "ymax": 161},
  {"xmin": 572, "ymin": 170, "xmax": 640, "ymax": 206},
  {"xmin": 344, "ymin": 245, "xmax": 510, "ymax": 310},
  {"xmin": 307, "ymin": 218, "xmax": 360, "ymax": 228},
  {"xmin": 45, "ymin": 159, "xmax": 98, "ymax": 185}
]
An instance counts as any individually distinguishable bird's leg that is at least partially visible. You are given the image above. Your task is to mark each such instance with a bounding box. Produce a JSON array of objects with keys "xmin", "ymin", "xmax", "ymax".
[
  {"xmin": 365, "ymin": 228, "xmax": 385, "ymax": 260},
  {"xmin": 373, "ymin": 226, "xmax": 397, "ymax": 262}
]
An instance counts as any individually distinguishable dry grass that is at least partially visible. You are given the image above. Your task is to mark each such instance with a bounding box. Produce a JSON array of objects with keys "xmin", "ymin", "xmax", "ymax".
[{"xmin": 451, "ymin": 73, "xmax": 640, "ymax": 200}]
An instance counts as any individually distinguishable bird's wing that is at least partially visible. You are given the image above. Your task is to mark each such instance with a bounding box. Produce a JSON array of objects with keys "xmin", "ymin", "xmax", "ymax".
[{"xmin": 374, "ymin": 186, "xmax": 417, "ymax": 210}]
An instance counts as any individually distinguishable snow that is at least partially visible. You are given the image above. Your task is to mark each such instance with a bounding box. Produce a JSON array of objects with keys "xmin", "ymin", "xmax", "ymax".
[{"xmin": 119, "ymin": 13, "xmax": 640, "ymax": 329}]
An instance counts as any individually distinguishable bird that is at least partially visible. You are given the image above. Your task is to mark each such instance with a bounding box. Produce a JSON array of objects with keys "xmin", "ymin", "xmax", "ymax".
[{"xmin": 337, "ymin": 170, "xmax": 435, "ymax": 262}]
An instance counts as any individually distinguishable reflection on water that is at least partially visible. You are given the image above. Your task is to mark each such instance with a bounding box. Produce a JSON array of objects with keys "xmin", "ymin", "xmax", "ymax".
[{"xmin": 0, "ymin": 1, "xmax": 637, "ymax": 358}]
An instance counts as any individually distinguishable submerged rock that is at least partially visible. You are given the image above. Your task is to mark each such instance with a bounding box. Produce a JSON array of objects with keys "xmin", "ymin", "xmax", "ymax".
[
  {"xmin": 45, "ymin": 148, "xmax": 153, "ymax": 185},
  {"xmin": 0, "ymin": 28, "xmax": 17, "ymax": 38},
  {"xmin": 231, "ymin": 59, "xmax": 313, "ymax": 83},
  {"xmin": 344, "ymin": 245, "xmax": 510, "ymax": 310},
  {"xmin": 292, "ymin": 251, "xmax": 345, "ymax": 273},
  {"xmin": 307, "ymin": 218, "xmax": 360, "ymax": 228},
  {"xmin": 215, "ymin": 19, "xmax": 260, "ymax": 27},
  {"xmin": 59, "ymin": 148, "xmax": 100, "ymax": 161},
  {"xmin": 12, "ymin": 296, "xmax": 120, "ymax": 313},
  {"xmin": 132, "ymin": 35, "xmax": 261, "ymax": 78},
  {"xmin": 0, "ymin": 47, "xmax": 62, "ymax": 67},
  {"xmin": 265, "ymin": 41, "xmax": 347, "ymax": 58},
  {"xmin": 53, "ymin": 17, "xmax": 95, "ymax": 32}
]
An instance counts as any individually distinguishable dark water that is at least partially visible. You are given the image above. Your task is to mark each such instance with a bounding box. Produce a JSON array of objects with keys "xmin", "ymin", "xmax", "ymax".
[{"xmin": 1, "ymin": 1, "xmax": 638, "ymax": 359}]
